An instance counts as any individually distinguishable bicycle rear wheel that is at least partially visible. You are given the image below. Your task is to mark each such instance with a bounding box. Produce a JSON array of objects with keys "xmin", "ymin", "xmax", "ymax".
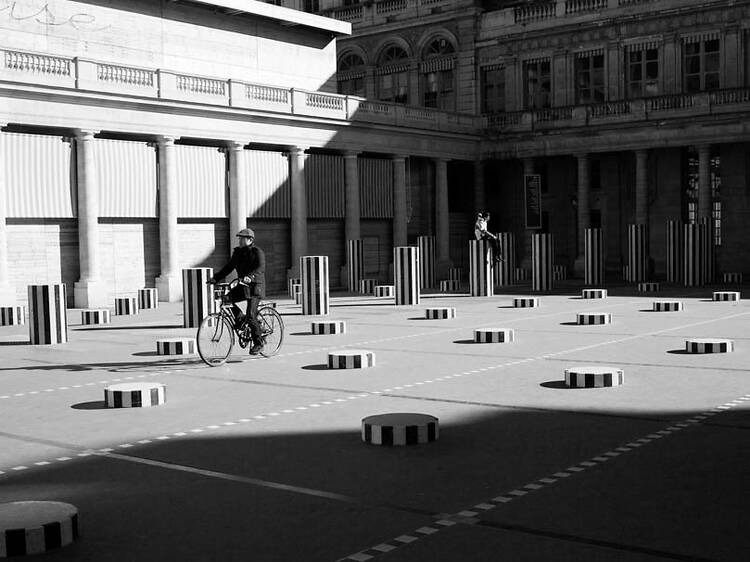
[
  {"xmin": 257, "ymin": 306, "xmax": 284, "ymax": 357},
  {"xmin": 197, "ymin": 313, "xmax": 235, "ymax": 366}
]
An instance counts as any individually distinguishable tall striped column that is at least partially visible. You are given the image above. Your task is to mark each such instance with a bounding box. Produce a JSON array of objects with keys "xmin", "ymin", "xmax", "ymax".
[
  {"xmin": 182, "ymin": 268, "xmax": 215, "ymax": 328},
  {"xmin": 683, "ymin": 223, "xmax": 702, "ymax": 287},
  {"xmin": 469, "ymin": 239, "xmax": 493, "ymax": 297},
  {"xmin": 494, "ymin": 232, "xmax": 515, "ymax": 287},
  {"xmin": 666, "ymin": 220, "xmax": 683, "ymax": 284},
  {"xmin": 28, "ymin": 284, "xmax": 68, "ymax": 345},
  {"xmin": 584, "ymin": 228, "xmax": 604, "ymax": 286},
  {"xmin": 301, "ymin": 256, "xmax": 329, "ymax": 315},
  {"xmin": 627, "ymin": 224, "xmax": 648, "ymax": 282},
  {"xmin": 347, "ymin": 239, "xmax": 363, "ymax": 293},
  {"xmin": 417, "ymin": 235, "xmax": 436, "ymax": 290},
  {"xmin": 532, "ymin": 233, "xmax": 554, "ymax": 292},
  {"xmin": 394, "ymin": 246, "xmax": 420, "ymax": 305},
  {"xmin": 700, "ymin": 218, "xmax": 714, "ymax": 284}
]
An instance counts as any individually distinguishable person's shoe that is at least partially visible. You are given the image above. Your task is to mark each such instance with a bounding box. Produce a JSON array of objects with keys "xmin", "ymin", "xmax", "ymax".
[{"xmin": 249, "ymin": 342, "xmax": 264, "ymax": 355}]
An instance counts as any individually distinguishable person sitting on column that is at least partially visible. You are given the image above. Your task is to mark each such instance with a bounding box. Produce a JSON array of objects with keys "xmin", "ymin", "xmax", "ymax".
[
  {"xmin": 208, "ymin": 228, "xmax": 266, "ymax": 355},
  {"xmin": 474, "ymin": 211, "xmax": 503, "ymax": 262}
]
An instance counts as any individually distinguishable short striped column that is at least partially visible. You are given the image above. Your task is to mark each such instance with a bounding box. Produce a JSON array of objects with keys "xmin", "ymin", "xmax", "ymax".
[
  {"xmin": 424, "ymin": 307, "xmax": 455, "ymax": 319},
  {"xmin": 494, "ymin": 232, "xmax": 515, "ymax": 287},
  {"xmin": 138, "ymin": 288, "xmax": 158, "ymax": 310},
  {"xmin": 638, "ymin": 282, "xmax": 660, "ymax": 292},
  {"xmin": 627, "ymin": 224, "xmax": 648, "ymax": 282},
  {"xmin": 104, "ymin": 382, "xmax": 166, "ymax": 407},
  {"xmin": 713, "ymin": 291, "xmax": 740, "ymax": 302},
  {"xmin": 1, "ymin": 305, "xmax": 25, "ymax": 326},
  {"xmin": 553, "ymin": 265, "xmax": 567, "ymax": 281},
  {"xmin": 532, "ymin": 233, "xmax": 553, "ymax": 292},
  {"xmin": 157, "ymin": 338, "xmax": 195, "ymax": 355},
  {"xmin": 577, "ymin": 312, "xmax": 611, "ymax": 325},
  {"xmin": 327, "ymin": 349, "xmax": 375, "ymax": 369},
  {"xmin": 182, "ymin": 268, "xmax": 215, "ymax": 328},
  {"xmin": 653, "ymin": 300, "xmax": 683, "ymax": 312},
  {"xmin": 311, "ymin": 320, "xmax": 346, "ymax": 334},
  {"xmin": 288, "ymin": 278, "xmax": 301, "ymax": 298},
  {"xmin": 28, "ymin": 284, "xmax": 67, "ymax": 345},
  {"xmin": 375, "ymin": 285, "xmax": 394, "ymax": 298},
  {"xmin": 0, "ymin": 501, "xmax": 79, "ymax": 557},
  {"xmin": 582, "ymin": 288, "xmax": 607, "ymax": 299},
  {"xmin": 114, "ymin": 297, "xmax": 138, "ymax": 316},
  {"xmin": 666, "ymin": 220, "xmax": 683, "ymax": 283},
  {"xmin": 417, "ymin": 235, "xmax": 436, "ymax": 290},
  {"xmin": 81, "ymin": 309, "xmax": 110, "ymax": 325},
  {"xmin": 362, "ymin": 413, "xmax": 438, "ymax": 446},
  {"xmin": 448, "ymin": 267, "xmax": 462, "ymax": 282},
  {"xmin": 347, "ymin": 239, "xmax": 364, "ymax": 292},
  {"xmin": 685, "ymin": 338, "xmax": 733, "ymax": 354},
  {"xmin": 700, "ymin": 218, "xmax": 715, "ymax": 285},
  {"xmin": 622, "ymin": 265, "xmax": 629, "ymax": 281},
  {"xmin": 301, "ymin": 256, "xmax": 329, "ymax": 316},
  {"xmin": 515, "ymin": 267, "xmax": 529, "ymax": 282},
  {"xmin": 294, "ymin": 290, "xmax": 303, "ymax": 305},
  {"xmin": 439, "ymin": 279, "xmax": 460, "ymax": 292},
  {"xmin": 585, "ymin": 228, "xmax": 604, "ymax": 286},
  {"xmin": 359, "ymin": 279, "xmax": 377, "ymax": 295},
  {"xmin": 513, "ymin": 297, "xmax": 539, "ymax": 308},
  {"xmin": 394, "ymin": 246, "xmax": 420, "ymax": 305},
  {"xmin": 564, "ymin": 366, "xmax": 624, "ymax": 388},
  {"xmin": 683, "ymin": 223, "xmax": 703, "ymax": 287},
  {"xmin": 469, "ymin": 239, "xmax": 493, "ymax": 296},
  {"xmin": 474, "ymin": 328, "xmax": 514, "ymax": 343},
  {"xmin": 723, "ymin": 272, "xmax": 742, "ymax": 284}
]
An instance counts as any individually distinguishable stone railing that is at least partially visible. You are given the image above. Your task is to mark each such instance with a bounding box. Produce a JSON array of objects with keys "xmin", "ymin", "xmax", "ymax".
[
  {"xmin": 565, "ymin": 0, "xmax": 608, "ymax": 15},
  {"xmin": 514, "ymin": 1, "xmax": 557, "ymax": 23},
  {"xmin": 375, "ymin": 0, "xmax": 407, "ymax": 15},
  {"xmin": 331, "ymin": 5, "xmax": 363, "ymax": 21},
  {"xmin": 176, "ymin": 74, "xmax": 227, "ymax": 97},
  {"xmin": 97, "ymin": 63, "xmax": 154, "ymax": 87},
  {"xmin": 4, "ymin": 50, "xmax": 71, "ymax": 76}
]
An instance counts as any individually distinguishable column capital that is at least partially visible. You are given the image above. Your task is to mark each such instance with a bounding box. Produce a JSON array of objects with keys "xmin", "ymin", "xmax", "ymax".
[
  {"xmin": 286, "ymin": 145, "xmax": 309, "ymax": 156},
  {"xmin": 434, "ymin": 156, "xmax": 450, "ymax": 164},
  {"xmin": 574, "ymin": 152, "xmax": 589, "ymax": 160},
  {"xmin": 634, "ymin": 148, "xmax": 649, "ymax": 156},
  {"xmin": 391, "ymin": 154, "xmax": 408, "ymax": 162},
  {"xmin": 156, "ymin": 135, "xmax": 177, "ymax": 147},
  {"xmin": 73, "ymin": 129, "xmax": 99, "ymax": 141},
  {"xmin": 227, "ymin": 140, "xmax": 248, "ymax": 151},
  {"xmin": 342, "ymin": 150, "xmax": 360, "ymax": 159},
  {"xmin": 696, "ymin": 144, "xmax": 712, "ymax": 155}
]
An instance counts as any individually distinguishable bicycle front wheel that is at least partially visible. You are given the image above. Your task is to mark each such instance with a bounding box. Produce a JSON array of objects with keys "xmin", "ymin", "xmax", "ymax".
[
  {"xmin": 197, "ymin": 313, "xmax": 235, "ymax": 366},
  {"xmin": 257, "ymin": 306, "xmax": 284, "ymax": 357}
]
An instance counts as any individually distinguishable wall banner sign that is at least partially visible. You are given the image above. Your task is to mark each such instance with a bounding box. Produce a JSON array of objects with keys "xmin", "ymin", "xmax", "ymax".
[{"xmin": 525, "ymin": 174, "xmax": 542, "ymax": 229}]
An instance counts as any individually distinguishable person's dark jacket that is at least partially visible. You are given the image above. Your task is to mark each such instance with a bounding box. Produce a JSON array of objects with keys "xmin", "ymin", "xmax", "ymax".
[{"xmin": 214, "ymin": 244, "xmax": 265, "ymax": 298}]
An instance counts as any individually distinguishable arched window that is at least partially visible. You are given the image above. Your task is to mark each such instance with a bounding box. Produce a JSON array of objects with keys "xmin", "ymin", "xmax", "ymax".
[
  {"xmin": 337, "ymin": 53, "xmax": 366, "ymax": 97},
  {"xmin": 421, "ymin": 38, "xmax": 455, "ymax": 110},
  {"xmin": 376, "ymin": 45, "xmax": 409, "ymax": 104}
]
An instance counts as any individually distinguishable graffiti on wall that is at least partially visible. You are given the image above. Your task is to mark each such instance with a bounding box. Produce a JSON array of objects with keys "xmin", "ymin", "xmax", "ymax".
[{"xmin": 0, "ymin": 1, "xmax": 111, "ymax": 32}]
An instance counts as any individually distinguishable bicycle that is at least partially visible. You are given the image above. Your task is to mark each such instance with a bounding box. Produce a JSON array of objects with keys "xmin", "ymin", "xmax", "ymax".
[{"xmin": 196, "ymin": 278, "xmax": 284, "ymax": 366}]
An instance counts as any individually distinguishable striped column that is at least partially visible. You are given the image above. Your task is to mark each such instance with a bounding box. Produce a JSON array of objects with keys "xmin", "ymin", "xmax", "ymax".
[
  {"xmin": 288, "ymin": 278, "xmax": 301, "ymax": 298},
  {"xmin": 138, "ymin": 288, "xmax": 158, "ymax": 310},
  {"xmin": 627, "ymin": 224, "xmax": 648, "ymax": 282},
  {"xmin": 301, "ymin": 256, "xmax": 329, "ymax": 315},
  {"xmin": 553, "ymin": 265, "xmax": 567, "ymax": 281},
  {"xmin": 469, "ymin": 239, "xmax": 493, "ymax": 297},
  {"xmin": 182, "ymin": 268, "xmax": 215, "ymax": 328},
  {"xmin": 1, "ymin": 305, "xmax": 25, "ymax": 326},
  {"xmin": 417, "ymin": 235, "xmax": 436, "ymax": 290},
  {"xmin": 394, "ymin": 246, "xmax": 420, "ymax": 305},
  {"xmin": 28, "ymin": 284, "xmax": 68, "ymax": 345},
  {"xmin": 114, "ymin": 297, "xmax": 138, "ymax": 316},
  {"xmin": 448, "ymin": 267, "xmax": 462, "ymax": 282},
  {"xmin": 700, "ymin": 218, "xmax": 714, "ymax": 284},
  {"xmin": 494, "ymin": 232, "xmax": 515, "ymax": 287},
  {"xmin": 666, "ymin": 220, "xmax": 683, "ymax": 284},
  {"xmin": 347, "ymin": 239, "xmax": 364, "ymax": 293},
  {"xmin": 584, "ymin": 228, "xmax": 604, "ymax": 286},
  {"xmin": 683, "ymin": 223, "xmax": 703, "ymax": 287},
  {"xmin": 531, "ymin": 233, "xmax": 553, "ymax": 292},
  {"xmin": 359, "ymin": 279, "xmax": 377, "ymax": 295}
]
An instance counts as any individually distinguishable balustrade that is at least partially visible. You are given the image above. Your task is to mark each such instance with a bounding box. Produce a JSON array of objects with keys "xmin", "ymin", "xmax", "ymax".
[
  {"xmin": 97, "ymin": 63, "xmax": 154, "ymax": 87},
  {"xmin": 245, "ymin": 84, "xmax": 289, "ymax": 104},
  {"xmin": 565, "ymin": 0, "xmax": 607, "ymax": 14},
  {"xmin": 514, "ymin": 2, "xmax": 556, "ymax": 23},
  {"xmin": 376, "ymin": 0, "xmax": 407, "ymax": 14},
  {"xmin": 176, "ymin": 74, "xmax": 226, "ymax": 96},
  {"xmin": 4, "ymin": 50, "xmax": 71, "ymax": 76}
]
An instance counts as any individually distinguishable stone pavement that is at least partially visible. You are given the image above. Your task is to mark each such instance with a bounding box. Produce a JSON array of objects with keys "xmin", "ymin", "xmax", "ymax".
[{"xmin": 1, "ymin": 285, "xmax": 748, "ymax": 561}]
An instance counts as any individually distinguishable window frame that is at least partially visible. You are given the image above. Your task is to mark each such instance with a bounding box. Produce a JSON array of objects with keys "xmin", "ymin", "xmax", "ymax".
[{"xmin": 523, "ymin": 59, "xmax": 551, "ymax": 110}]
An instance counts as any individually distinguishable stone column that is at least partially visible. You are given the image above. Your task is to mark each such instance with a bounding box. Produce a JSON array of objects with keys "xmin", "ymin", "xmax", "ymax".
[
  {"xmin": 73, "ymin": 129, "xmax": 107, "ymax": 308},
  {"xmin": 697, "ymin": 145, "xmax": 712, "ymax": 220},
  {"xmin": 392, "ymin": 155, "xmax": 408, "ymax": 247},
  {"xmin": 474, "ymin": 159, "xmax": 485, "ymax": 213},
  {"xmin": 228, "ymin": 141, "xmax": 248, "ymax": 248},
  {"xmin": 289, "ymin": 146, "xmax": 308, "ymax": 277},
  {"xmin": 635, "ymin": 149, "xmax": 649, "ymax": 225},
  {"xmin": 573, "ymin": 153, "xmax": 590, "ymax": 276},
  {"xmin": 155, "ymin": 136, "xmax": 181, "ymax": 302},
  {"xmin": 343, "ymin": 151, "xmax": 361, "ymax": 285},
  {"xmin": 0, "ymin": 125, "xmax": 14, "ymax": 304},
  {"xmin": 435, "ymin": 157, "xmax": 452, "ymax": 274}
]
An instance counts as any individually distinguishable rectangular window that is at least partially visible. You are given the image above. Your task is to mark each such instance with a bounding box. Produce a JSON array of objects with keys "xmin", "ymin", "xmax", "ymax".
[
  {"xmin": 481, "ymin": 66, "xmax": 505, "ymax": 114},
  {"xmin": 575, "ymin": 53, "xmax": 605, "ymax": 104},
  {"xmin": 338, "ymin": 76, "xmax": 364, "ymax": 97},
  {"xmin": 683, "ymin": 38, "xmax": 720, "ymax": 92},
  {"xmin": 422, "ymin": 69, "xmax": 455, "ymax": 110},
  {"xmin": 626, "ymin": 48, "xmax": 659, "ymax": 98},
  {"xmin": 302, "ymin": 0, "xmax": 319, "ymax": 13},
  {"xmin": 378, "ymin": 71, "xmax": 408, "ymax": 104},
  {"xmin": 523, "ymin": 60, "xmax": 551, "ymax": 110}
]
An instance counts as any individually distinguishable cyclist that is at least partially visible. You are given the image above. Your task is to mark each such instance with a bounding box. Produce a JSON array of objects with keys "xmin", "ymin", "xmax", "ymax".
[{"xmin": 208, "ymin": 228, "xmax": 266, "ymax": 355}]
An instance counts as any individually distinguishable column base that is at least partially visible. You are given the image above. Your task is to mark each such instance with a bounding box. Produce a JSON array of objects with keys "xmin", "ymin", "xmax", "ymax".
[
  {"xmin": 156, "ymin": 275, "xmax": 183, "ymax": 302},
  {"xmin": 0, "ymin": 284, "xmax": 17, "ymax": 306},
  {"xmin": 573, "ymin": 256, "xmax": 586, "ymax": 278},
  {"xmin": 74, "ymin": 280, "xmax": 109, "ymax": 308}
]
